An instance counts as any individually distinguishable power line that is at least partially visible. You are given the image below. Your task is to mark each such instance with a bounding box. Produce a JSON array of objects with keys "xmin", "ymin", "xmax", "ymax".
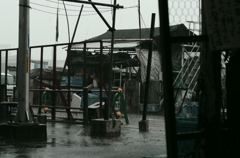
[
  {"xmin": 31, "ymin": 5, "xmax": 137, "ymax": 16},
  {"xmin": 30, "ymin": 2, "xmax": 110, "ymax": 12},
  {"xmin": 46, "ymin": 0, "xmax": 108, "ymax": 9},
  {"xmin": 46, "ymin": 0, "xmax": 137, "ymax": 10},
  {"xmin": 62, "ymin": 1, "xmax": 70, "ymax": 43},
  {"xmin": 140, "ymin": 13, "xmax": 148, "ymax": 29},
  {"xmin": 31, "ymin": 7, "xmax": 111, "ymax": 16},
  {"xmin": 140, "ymin": 13, "xmax": 150, "ymax": 37}
]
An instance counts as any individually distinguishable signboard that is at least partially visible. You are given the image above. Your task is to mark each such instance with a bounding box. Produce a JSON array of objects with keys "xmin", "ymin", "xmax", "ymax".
[
  {"xmin": 25, "ymin": 55, "xmax": 29, "ymax": 73},
  {"xmin": 204, "ymin": 0, "xmax": 240, "ymax": 50}
]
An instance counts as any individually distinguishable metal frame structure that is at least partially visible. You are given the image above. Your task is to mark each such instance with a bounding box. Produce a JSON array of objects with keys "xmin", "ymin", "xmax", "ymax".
[
  {"xmin": 0, "ymin": 37, "xmax": 150, "ymax": 123},
  {"xmin": 0, "ymin": 0, "xmax": 123, "ymax": 123},
  {"xmin": 60, "ymin": 0, "xmax": 123, "ymax": 121},
  {"xmin": 0, "ymin": 40, "xmax": 107, "ymax": 124},
  {"xmin": 0, "ymin": 0, "xmax": 124, "ymax": 123}
]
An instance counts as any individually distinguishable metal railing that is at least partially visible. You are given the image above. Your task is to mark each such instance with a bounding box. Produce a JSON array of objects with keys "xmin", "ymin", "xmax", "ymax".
[{"xmin": 0, "ymin": 40, "xmax": 108, "ymax": 124}]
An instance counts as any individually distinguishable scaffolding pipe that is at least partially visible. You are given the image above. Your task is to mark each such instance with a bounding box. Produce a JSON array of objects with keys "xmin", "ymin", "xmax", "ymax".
[
  {"xmin": 61, "ymin": 0, "xmax": 123, "ymax": 8},
  {"xmin": 63, "ymin": 5, "xmax": 84, "ymax": 75},
  {"xmin": 83, "ymin": 87, "xmax": 88, "ymax": 125},
  {"xmin": 52, "ymin": 45, "xmax": 57, "ymax": 120},
  {"xmin": 106, "ymin": 0, "xmax": 117, "ymax": 120},
  {"xmin": 138, "ymin": 0, "xmax": 141, "ymax": 39},
  {"xmin": 100, "ymin": 41, "xmax": 103, "ymax": 116},
  {"xmin": 0, "ymin": 51, "xmax": 1, "ymax": 88},
  {"xmin": 142, "ymin": 13, "xmax": 155, "ymax": 121},
  {"xmin": 38, "ymin": 47, "xmax": 44, "ymax": 114},
  {"xmin": 83, "ymin": 43, "xmax": 87, "ymax": 87},
  {"xmin": 5, "ymin": 51, "xmax": 8, "ymax": 88},
  {"xmin": 120, "ymin": 64, "xmax": 122, "ymax": 88}
]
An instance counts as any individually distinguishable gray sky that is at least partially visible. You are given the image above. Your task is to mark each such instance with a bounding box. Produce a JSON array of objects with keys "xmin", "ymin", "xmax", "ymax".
[
  {"xmin": 0, "ymin": 1, "xmax": 160, "ymax": 48},
  {"xmin": 0, "ymin": 0, "xmax": 200, "ymax": 61}
]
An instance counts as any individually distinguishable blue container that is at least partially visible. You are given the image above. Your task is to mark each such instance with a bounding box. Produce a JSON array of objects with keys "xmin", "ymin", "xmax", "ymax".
[
  {"xmin": 191, "ymin": 105, "xmax": 199, "ymax": 116},
  {"xmin": 61, "ymin": 76, "xmax": 83, "ymax": 87},
  {"xmin": 81, "ymin": 93, "xmax": 100, "ymax": 107},
  {"xmin": 176, "ymin": 117, "xmax": 199, "ymax": 156},
  {"xmin": 178, "ymin": 105, "xmax": 199, "ymax": 117},
  {"xmin": 91, "ymin": 88, "xmax": 108, "ymax": 99},
  {"xmin": 176, "ymin": 117, "xmax": 198, "ymax": 133}
]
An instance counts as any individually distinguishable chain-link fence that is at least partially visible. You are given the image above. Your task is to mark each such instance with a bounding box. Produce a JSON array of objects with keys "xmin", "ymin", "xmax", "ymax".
[{"xmin": 169, "ymin": 0, "xmax": 201, "ymax": 35}]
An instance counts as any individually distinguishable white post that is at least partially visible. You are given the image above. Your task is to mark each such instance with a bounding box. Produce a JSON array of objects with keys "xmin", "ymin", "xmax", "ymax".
[{"xmin": 15, "ymin": 0, "xmax": 31, "ymax": 123}]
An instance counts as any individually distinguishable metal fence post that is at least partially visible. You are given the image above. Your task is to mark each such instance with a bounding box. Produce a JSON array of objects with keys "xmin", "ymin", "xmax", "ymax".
[
  {"xmin": 158, "ymin": 0, "xmax": 178, "ymax": 157},
  {"xmin": 104, "ymin": 98, "xmax": 108, "ymax": 120},
  {"xmin": 83, "ymin": 87, "xmax": 88, "ymax": 125}
]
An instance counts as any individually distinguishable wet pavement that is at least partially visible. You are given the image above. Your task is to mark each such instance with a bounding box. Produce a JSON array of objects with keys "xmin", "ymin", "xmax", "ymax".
[{"xmin": 0, "ymin": 112, "xmax": 167, "ymax": 158}]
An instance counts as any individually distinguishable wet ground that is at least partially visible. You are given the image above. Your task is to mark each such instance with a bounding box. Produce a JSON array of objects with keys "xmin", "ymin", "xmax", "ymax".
[{"xmin": 0, "ymin": 110, "xmax": 166, "ymax": 158}]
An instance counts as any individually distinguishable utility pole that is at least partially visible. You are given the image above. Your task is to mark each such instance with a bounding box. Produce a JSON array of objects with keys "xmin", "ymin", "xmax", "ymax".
[{"xmin": 15, "ymin": 0, "xmax": 31, "ymax": 123}]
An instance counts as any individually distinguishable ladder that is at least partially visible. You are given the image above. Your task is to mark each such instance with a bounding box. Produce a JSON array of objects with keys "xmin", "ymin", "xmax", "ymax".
[{"xmin": 173, "ymin": 21, "xmax": 201, "ymax": 92}]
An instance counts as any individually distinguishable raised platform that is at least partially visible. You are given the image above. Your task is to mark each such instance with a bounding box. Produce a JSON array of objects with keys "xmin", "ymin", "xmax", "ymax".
[
  {"xmin": 91, "ymin": 119, "xmax": 121, "ymax": 137},
  {"xmin": 0, "ymin": 123, "xmax": 47, "ymax": 141}
]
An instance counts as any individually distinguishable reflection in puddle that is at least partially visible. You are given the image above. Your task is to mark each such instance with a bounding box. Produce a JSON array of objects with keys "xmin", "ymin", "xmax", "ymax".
[{"xmin": 51, "ymin": 138, "xmax": 56, "ymax": 147}]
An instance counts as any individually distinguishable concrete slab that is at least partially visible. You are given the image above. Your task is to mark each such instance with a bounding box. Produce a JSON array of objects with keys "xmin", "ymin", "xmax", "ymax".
[
  {"xmin": 37, "ymin": 114, "xmax": 47, "ymax": 124},
  {"xmin": 0, "ymin": 123, "xmax": 47, "ymax": 141},
  {"xmin": 91, "ymin": 119, "xmax": 121, "ymax": 137}
]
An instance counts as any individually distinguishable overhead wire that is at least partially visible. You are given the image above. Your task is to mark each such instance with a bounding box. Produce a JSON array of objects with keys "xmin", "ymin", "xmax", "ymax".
[
  {"xmin": 140, "ymin": 14, "xmax": 147, "ymax": 29},
  {"xmin": 139, "ymin": 12, "xmax": 158, "ymax": 47},
  {"xmin": 30, "ymin": 1, "xmax": 110, "ymax": 12},
  {"xmin": 31, "ymin": 7, "xmax": 111, "ymax": 16},
  {"xmin": 140, "ymin": 13, "xmax": 149, "ymax": 33},
  {"xmin": 31, "ymin": 4, "xmax": 137, "ymax": 16},
  {"xmin": 110, "ymin": 0, "xmax": 112, "ymax": 15},
  {"xmin": 62, "ymin": 1, "xmax": 71, "ymax": 43},
  {"xmin": 46, "ymin": 0, "xmax": 108, "ymax": 9}
]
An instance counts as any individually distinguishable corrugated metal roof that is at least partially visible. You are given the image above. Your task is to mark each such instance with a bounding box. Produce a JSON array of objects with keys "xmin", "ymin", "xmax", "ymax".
[
  {"xmin": 70, "ymin": 23, "xmax": 190, "ymax": 50},
  {"xmin": 71, "ymin": 40, "xmax": 148, "ymax": 49},
  {"xmin": 72, "ymin": 42, "xmax": 110, "ymax": 49},
  {"xmin": 87, "ymin": 24, "xmax": 185, "ymax": 41}
]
